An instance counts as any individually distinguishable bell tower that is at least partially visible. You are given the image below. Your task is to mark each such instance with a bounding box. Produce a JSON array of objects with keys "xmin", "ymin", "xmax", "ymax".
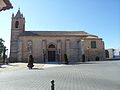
[{"xmin": 10, "ymin": 8, "xmax": 25, "ymax": 62}]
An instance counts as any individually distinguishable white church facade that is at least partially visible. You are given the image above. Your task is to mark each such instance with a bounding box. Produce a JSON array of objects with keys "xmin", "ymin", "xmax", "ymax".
[{"xmin": 10, "ymin": 9, "xmax": 105, "ymax": 63}]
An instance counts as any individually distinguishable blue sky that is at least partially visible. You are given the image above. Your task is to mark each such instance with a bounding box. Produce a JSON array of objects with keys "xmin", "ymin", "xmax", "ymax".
[{"xmin": 0, "ymin": 0, "xmax": 120, "ymax": 54}]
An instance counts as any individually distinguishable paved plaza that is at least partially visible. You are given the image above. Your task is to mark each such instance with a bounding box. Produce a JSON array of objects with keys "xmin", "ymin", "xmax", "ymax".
[{"xmin": 0, "ymin": 60, "xmax": 120, "ymax": 90}]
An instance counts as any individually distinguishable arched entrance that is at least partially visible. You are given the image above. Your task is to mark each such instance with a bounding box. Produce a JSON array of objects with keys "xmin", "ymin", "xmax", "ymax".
[
  {"xmin": 82, "ymin": 54, "xmax": 85, "ymax": 62},
  {"xmin": 96, "ymin": 56, "xmax": 100, "ymax": 61},
  {"xmin": 105, "ymin": 50, "xmax": 109, "ymax": 58},
  {"xmin": 48, "ymin": 44, "xmax": 56, "ymax": 62}
]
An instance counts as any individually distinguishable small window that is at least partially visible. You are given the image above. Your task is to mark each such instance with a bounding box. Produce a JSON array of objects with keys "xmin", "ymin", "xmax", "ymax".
[
  {"xmin": 91, "ymin": 41, "xmax": 96, "ymax": 48},
  {"xmin": 15, "ymin": 21, "xmax": 19, "ymax": 28}
]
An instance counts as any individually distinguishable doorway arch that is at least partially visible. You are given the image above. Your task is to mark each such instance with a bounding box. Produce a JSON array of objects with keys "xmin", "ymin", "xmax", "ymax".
[
  {"xmin": 105, "ymin": 50, "xmax": 109, "ymax": 58},
  {"xmin": 48, "ymin": 44, "xmax": 56, "ymax": 62},
  {"xmin": 82, "ymin": 54, "xmax": 85, "ymax": 62},
  {"xmin": 96, "ymin": 56, "xmax": 100, "ymax": 61}
]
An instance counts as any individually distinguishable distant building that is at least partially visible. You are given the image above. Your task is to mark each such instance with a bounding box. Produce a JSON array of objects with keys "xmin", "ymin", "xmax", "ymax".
[
  {"xmin": 114, "ymin": 48, "xmax": 120, "ymax": 59},
  {"xmin": 10, "ymin": 9, "xmax": 105, "ymax": 63},
  {"xmin": 105, "ymin": 49, "xmax": 114, "ymax": 59},
  {"xmin": 105, "ymin": 48, "xmax": 120, "ymax": 60},
  {"xmin": 114, "ymin": 48, "xmax": 120, "ymax": 56}
]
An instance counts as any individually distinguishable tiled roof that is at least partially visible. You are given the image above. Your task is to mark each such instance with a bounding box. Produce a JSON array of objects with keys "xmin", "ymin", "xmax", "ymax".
[
  {"xmin": 19, "ymin": 31, "xmax": 97, "ymax": 37},
  {"xmin": 19, "ymin": 31, "xmax": 39, "ymax": 36},
  {"xmin": 0, "ymin": 0, "xmax": 13, "ymax": 12}
]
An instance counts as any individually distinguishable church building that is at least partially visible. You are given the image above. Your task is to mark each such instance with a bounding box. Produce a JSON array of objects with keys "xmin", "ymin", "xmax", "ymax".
[{"xmin": 10, "ymin": 9, "xmax": 105, "ymax": 63}]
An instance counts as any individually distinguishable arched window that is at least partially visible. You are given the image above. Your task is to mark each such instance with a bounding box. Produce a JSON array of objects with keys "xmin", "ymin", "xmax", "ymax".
[
  {"xmin": 48, "ymin": 44, "xmax": 55, "ymax": 48},
  {"xmin": 15, "ymin": 21, "xmax": 19, "ymax": 28}
]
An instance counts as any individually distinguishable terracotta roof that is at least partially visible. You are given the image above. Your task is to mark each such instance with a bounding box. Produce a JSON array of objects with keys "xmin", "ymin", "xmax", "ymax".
[
  {"xmin": 0, "ymin": 0, "xmax": 13, "ymax": 12},
  {"xmin": 19, "ymin": 31, "xmax": 97, "ymax": 37}
]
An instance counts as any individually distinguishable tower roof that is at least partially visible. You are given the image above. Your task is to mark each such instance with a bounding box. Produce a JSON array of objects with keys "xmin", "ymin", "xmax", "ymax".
[{"xmin": 15, "ymin": 8, "xmax": 23, "ymax": 18}]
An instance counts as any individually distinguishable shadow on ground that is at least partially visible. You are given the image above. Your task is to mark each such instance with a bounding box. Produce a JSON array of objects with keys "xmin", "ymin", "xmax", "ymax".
[
  {"xmin": 29, "ymin": 68, "xmax": 44, "ymax": 70},
  {"xmin": 67, "ymin": 62, "xmax": 100, "ymax": 65}
]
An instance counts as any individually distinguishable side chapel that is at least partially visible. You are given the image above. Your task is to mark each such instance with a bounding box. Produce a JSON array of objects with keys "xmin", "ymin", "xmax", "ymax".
[{"xmin": 10, "ymin": 9, "xmax": 105, "ymax": 63}]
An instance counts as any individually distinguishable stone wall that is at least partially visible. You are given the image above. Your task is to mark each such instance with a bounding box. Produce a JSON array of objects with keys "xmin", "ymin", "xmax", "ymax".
[
  {"xmin": 18, "ymin": 36, "xmax": 83, "ymax": 62},
  {"xmin": 83, "ymin": 37, "xmax": 105, "ymax": 61},
  {"xmin": 17, "ymin": 35, "xmax": 105, "ymax": 63}
]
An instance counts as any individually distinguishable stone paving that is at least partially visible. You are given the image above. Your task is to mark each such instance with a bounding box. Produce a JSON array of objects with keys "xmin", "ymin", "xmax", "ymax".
[
  {"xmin": 0, "ymin": 63, "xmax": 43, "ymax": 72},
  {"xmin": 0, "ymin": 63, "xmax": 63, "ymax": 73},
  {"xmin": 0, "ymin": 61, "xmax": 120, "ymax": 90}
]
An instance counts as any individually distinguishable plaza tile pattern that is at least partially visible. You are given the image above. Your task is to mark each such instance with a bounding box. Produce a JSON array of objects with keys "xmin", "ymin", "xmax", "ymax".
[{"xmin": 0, "ymin": 61, "xmax": 120, "ymax": 90}]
